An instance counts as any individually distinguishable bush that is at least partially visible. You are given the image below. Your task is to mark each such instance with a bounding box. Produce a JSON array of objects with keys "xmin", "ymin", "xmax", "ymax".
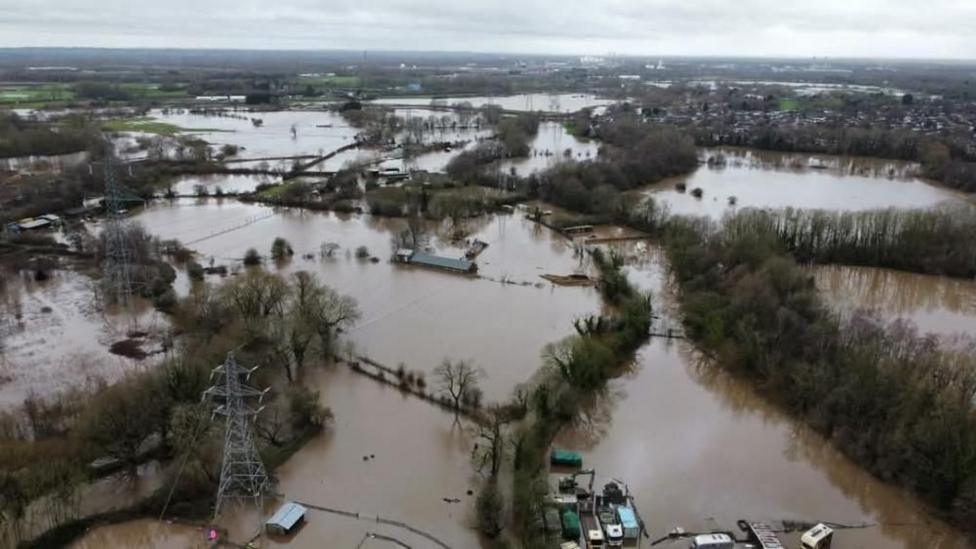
[
  {"xmin": 355, "ymin": 246, "xmax": 370, "ymax": 259},
  {"xmin": 243, "ymin": 248, "xmax": 262, "ymax": 266},
  {"xmin": 271, "ymin": 237, "xmax": 294, "ymax": 260},
  {"xmin": 186, "ymin": 260, "xmax": 204, "ymax": 281},
  {"xmin": 476, "ymin": 481, "xmax": 504, "ymax": 538}
]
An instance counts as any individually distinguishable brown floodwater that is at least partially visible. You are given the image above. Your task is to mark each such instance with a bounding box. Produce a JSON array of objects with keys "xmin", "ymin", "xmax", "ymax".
[
  {"xmin": 554, "ymin": 248, "xmax": 975, "ymax": 549},
  {"xmin": 814, "ymin": 264, "xmax": 976, "ymax": 338},
  {"xmin": 131, "ymin": 200, "xmax": 601, "ymax": 400},
  {"xmin": 644, "ymin": 148, "xmax": 966, "ymax": 218},
  {"xmin": 72, "ymin": 519, "xmax": 207, "ymax": 549},
  {"xmin": 0, "ymin": 268, "xmax": 166, "ymax": 408}
]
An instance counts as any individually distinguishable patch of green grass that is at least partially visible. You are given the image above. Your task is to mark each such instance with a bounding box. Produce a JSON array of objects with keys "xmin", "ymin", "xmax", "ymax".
[
  {"xmin": 0, "ymin": 84, "xmax": 75, "ymax": 105},
  {"xmin": 101, "ymin": 117, "xmax": 229, "ymax": 135},
  {"xmin": 257, "ymin": 183, "xmax": 287, "ymax": 199},
  {"xmin": 118, "ymin": 83, "xmax": 188, "ymax": 98},
  {"xmin": 778, "ymin": 98, "xmax": 800, "ymax": 111}
]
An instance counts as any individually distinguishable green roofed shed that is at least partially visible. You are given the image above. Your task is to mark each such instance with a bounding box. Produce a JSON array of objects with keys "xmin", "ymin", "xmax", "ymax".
[{"xmin": 550, "ymin": 449, "xmax": 583, "ymax": 468}]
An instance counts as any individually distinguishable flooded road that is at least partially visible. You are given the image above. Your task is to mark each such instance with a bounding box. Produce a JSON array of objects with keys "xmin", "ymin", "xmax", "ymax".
[
  {"xmin": 813, "ymin": 264, "xmax": 976, "ymax": 338},
  {"xmin": 132, "ymin": 200, "xmax": 600, "ymax": 400},
  {"xmin": 643, "ymin": 148, "xmax": 965, "ymax": 218},
  {"xmin": 555, "ymin": 249, "xmax": 975, "ymax": 549}
]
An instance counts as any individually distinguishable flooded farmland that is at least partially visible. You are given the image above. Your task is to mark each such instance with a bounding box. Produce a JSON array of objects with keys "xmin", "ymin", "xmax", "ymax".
[
  {"xmin": 372, "ymin": 93, "xmax": 614, "ymax": 113},
  {"xmin": 131, "ymin": 199, "xmax": 601, "ymax": 400},
  {"xmin": 814, "ymin": 264, "xmax": 976, "ymax": 338},
  {"xmin": 0, "ymin": 268, "xmax": 167, "ymax": 407},
  {"xmin": 643, "ymin": 148, "xmax": 965, "ymax": 218},
  {"xmin": 13, "ymin": 143, "xmax": 976, "ymax": 549}
]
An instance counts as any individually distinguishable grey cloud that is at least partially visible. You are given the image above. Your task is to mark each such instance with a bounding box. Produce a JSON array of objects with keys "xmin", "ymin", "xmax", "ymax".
[{"xmin": 0, "ymin": 0, "xmax": 973, "ymax": 58}]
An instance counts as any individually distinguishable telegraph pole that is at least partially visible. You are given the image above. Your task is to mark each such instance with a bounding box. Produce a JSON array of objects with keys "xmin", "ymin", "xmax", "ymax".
[{"xmin": 203, "ymin": 353, "xmax": 271, "ymax": 517}]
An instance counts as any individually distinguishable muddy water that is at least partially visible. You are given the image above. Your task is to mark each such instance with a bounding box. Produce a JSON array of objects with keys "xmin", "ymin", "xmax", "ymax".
[
  {"xmin": 149, "ymin": 108, "xmax": 359, "ymax": 159},
  {"xmin": 644, "ymin": 148, "xmax": 965, "ymax": 218},
  {"xmin": 213, "ymin": 363, "xmax": 484, "ymax": 547},
  {"xmin": 168, "ymin": 173, "xmax": 279, "ymax": 195},
  {"xmin": 0, "ymin": 269, "xmax": 166, "ymax": 408},
  {"xmin": 496, "ymin": 121, "xmax": 599, "ymax": 176},
  {"xmin": 813, "ymin": 264, "xmax": 976, "ymax": 338},
  {"xmin": 373, "ymin": 93, "xmax": 614, "ymax": 113},
  {"xmin": 72, "ymin": 519, "xmax": 208, "ymax": 549},
  {"xmin": 132, "ymin": 200, "xmax": 600, "ymax": 400},
  {"xmin": 555, "ymin": 249, "xmax": 975, "ymax": 549}
]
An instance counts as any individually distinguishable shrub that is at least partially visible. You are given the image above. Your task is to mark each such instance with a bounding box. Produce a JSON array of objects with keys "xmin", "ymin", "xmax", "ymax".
[
  {"xmin": 243, "ymin": 248, "xmax": 262, "ymax": 266},
  {"xmin": 271, "ymin": 237, "xmax": 294, "ymax": 260},
  {"xmin": 355, "ymin": 246, "xmax": 370, "ymax": 259}
]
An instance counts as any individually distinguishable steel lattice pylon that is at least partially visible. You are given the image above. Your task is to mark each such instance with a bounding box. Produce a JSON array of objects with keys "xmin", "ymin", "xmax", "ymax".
[
  {"xmin": 203, "ymin": 354, "xmax": 271, "ymax": 517},
  {"xmin": 101, "ymin": 146, "xmax": 134, "ymax": 305}
]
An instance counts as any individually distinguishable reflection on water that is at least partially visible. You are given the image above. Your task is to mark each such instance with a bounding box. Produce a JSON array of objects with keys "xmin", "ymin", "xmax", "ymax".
[
  {"xmin": 168, "ymin": 173, "xmax": 279, "ymax": 195},
  {"xmin": 814, "ymin": 264, "xmax": 976, "ymax": 337},
  {"xmin": 644, "ymin": 148, "xmax": 964, "ymax": 218},
  {"xmin": 496, "ymin": 121, "xmax": 599, "ymax": 176},
  {"xmin": 555, "ymin": 254, "xmax": 974, "ymax": 549}
]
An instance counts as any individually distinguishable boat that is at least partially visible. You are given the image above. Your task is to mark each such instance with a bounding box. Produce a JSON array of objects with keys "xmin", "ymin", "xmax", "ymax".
[
  {"xmin": 597, "ymin": 509, "xmax": 623, "ymax": 547},
  {"xmin": 581, "ymin": 512, "xmax": 605, "ymax": 548},
  {"xmin": 615, "ymin": 506, "xmax": 639, "ymax": 540}
]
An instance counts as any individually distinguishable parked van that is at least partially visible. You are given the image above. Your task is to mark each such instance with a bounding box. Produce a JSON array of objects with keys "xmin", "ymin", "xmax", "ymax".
[{"xmin": 689, "ymin": 533, "xmax": 735, "ymax": 549}]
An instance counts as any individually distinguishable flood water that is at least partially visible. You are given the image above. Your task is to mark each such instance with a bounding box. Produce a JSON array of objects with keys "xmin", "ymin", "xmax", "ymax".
[
  {"xmin": 32, "ymin": 144, "xmax": 976, "ymax": 549},
  {"xmin": 555, "ymin": 247, "xmax": 975, "ymax": 549},
  {"xmin": 644, "ymin": 148, "xmax": 965, "ymax": 218},
  {"xmin": 814, "ymin": 264, "xmax": 976, "ymax": 338},
  {"xmin": 72, "ymin": 519, "xmax": 207, "ymax": 549},
  {"xmin": 149, "ymin": 108, "xmax": 359, "ymax": 160},
  {"xmin": 0, "ymin": 151, "xmax": 88, "ymax": 173},
  {"xmin": 0, "ymin": 268, "xmax": 166, "ymax": 408},
  {"xmin": 372, "ymin": 93, "xmax": 614, "ymax": 113},
  {"xmin": 131, "ymin": 200, "xmax": 600, "ymax": 400},
  {"xmin": 168, "ymin": 173, "xmax": 279, "ymax": 195}
]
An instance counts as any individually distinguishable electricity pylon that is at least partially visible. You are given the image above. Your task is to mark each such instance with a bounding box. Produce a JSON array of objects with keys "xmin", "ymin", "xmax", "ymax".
[
  {"xmin": 203, "ymin": 353, "xmax": 271, "ymax": 517},
  {"xmin": 101, "ymin": 147, "xmax": 135, "ymax": 305}
]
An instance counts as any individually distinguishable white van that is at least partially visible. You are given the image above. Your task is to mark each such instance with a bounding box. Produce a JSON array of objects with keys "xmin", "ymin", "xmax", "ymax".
[{"xmin": 689, "ymin": 533, "xmax": 735, "ymax": 549}]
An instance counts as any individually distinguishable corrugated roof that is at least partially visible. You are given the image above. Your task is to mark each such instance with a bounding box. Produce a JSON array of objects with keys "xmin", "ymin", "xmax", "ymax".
[
  {"xmin": 410, "ymin": 252, "xmax": 473, "ymax": 272},
  {"xmin": 266, "ymin": 502, "xmax": 306, "ymax": 530}
]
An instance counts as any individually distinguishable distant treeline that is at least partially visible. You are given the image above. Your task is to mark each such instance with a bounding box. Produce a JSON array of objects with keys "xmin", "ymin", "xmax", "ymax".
[{"xmin": 663, "ymin": 212, "xmax": 976, "ymax": 531}]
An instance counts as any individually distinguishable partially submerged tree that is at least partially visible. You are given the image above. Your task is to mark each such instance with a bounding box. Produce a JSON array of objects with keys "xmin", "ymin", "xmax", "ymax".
[{"xmin": 433, "ymin": 359, "xmax": 484, "ymax": 414}]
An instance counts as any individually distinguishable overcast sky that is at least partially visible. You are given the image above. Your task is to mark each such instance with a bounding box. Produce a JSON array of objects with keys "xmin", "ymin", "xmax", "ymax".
[{"xmin": 1, "ymin": 0, "xmax": 974, "ymax": 59}]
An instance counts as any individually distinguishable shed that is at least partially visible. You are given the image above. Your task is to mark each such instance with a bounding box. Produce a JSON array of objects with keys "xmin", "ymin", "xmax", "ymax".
[
  {"xmin": 16, "ymin": 218, "xmax": 51, "ymax": 231},
  {"xmin": 560, "ymin": 509, "xmax": 581, "ymax": 540},
  {"xmin": 395, "ymin": 248, "xmax": 414, "ymax": 263},
  {"xmin": 550, "ymin": 449, "xmax": 583, "ymax": 468},
  {"xmin": 409, "ymin": 252, "xmax": 476, "ymax": 273},
  {"xmin": 266, "ymin": 501, "xmax": 307, "ymax": 536}
]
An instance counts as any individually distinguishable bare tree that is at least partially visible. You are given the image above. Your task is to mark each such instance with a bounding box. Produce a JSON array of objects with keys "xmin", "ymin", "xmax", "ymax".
[
  {"xmin": 471, "ymin": 405, "xmax": 509, "ymax": 478},
  {"xmin": 433, "ymin": 359, "xmax": 484, "ymax": 414},
  {"xmin": 291, "ymin": 271, "xmax": 360, "ymax": 359}
]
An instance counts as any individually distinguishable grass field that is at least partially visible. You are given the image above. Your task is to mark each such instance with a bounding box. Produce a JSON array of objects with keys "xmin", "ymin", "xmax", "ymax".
[
  {"xmin": 778, "ymin": 98, "xmax": 800, "ymax": 111},
  {"xmin": 0, "ymin": 84, "xmax": 75, "ymax": 105},
  {"xmin": 101, "ymin": 117, "xmax": 228, "ymax": 136}
]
